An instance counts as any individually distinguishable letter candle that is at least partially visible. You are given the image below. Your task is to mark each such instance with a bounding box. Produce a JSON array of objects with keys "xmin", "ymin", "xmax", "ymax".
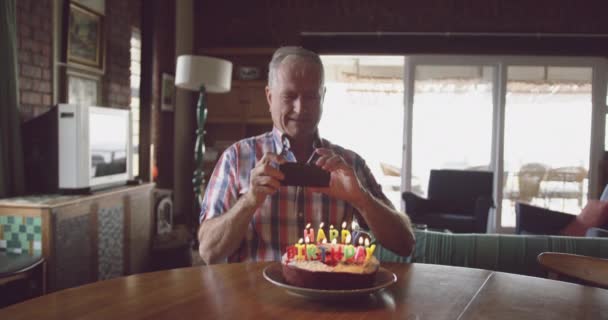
[
  {"xmin": 303, "ymin": 223, "xmax": 315, "ymax": 243},
  {"xmin": 330, "ymin": 238, "xmax": 343, "ymax": 262},
  {"xmin": 295, "ymin": 238, "xmax": 306, "ymax": 261},
  {"xmin": 354, "ymin": 236, "xmax": 366, "ymax": 263},
  {"xmin": 316, "ymin": 222, "xmax": 327, "ymax": 244},
  {"xmin": 286, "ymin": 246, "xmax": 297, "ymax": 262},
  {"xmin": 319, "ymin": 238, "xmax": 327, "ymax": 262},
  {"xmin": 364, "ymin": 238, "xmax": 376, "ymax": 262},
  {"xmin": 329, "ymin": 225, "xmax": 339, "ymax": 243},
  {"xmin": 343, "ymin": 234, "xmax": 355, "ymax": 261},
  {"xmin": 305, "ymin": 237, "xmax": 317, "ymax": 261},
  {"xmin": 341, "ymin": 221, "xmax": 351, "ymax": 244}
]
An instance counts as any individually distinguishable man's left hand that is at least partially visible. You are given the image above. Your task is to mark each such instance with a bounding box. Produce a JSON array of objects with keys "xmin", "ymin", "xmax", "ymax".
[{"xmin": 309, "ymin": 148, "xmax": 365, "ymax": 203}]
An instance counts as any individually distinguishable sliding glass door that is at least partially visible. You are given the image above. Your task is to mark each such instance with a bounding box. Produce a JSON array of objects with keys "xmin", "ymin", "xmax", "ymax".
[
  {"xmin": 501, "ymin": 66, "xmax": 593, "ymax": 226},
  {"xmin": 319, "ymin": 54, "xmax": 606, "ymax": 232},
  {"xmin": 409, "ymin": 65, "xmax": 495, "ymax": 197},
  {"xmin": 403, "ymin": 56, "xmax": 605, "ymax": 232}
]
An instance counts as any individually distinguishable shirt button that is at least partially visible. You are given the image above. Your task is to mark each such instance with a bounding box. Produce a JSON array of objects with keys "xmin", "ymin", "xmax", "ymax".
[{"xmin": 298, "ymin": 212, "xmax": 303, "ymax": 217}]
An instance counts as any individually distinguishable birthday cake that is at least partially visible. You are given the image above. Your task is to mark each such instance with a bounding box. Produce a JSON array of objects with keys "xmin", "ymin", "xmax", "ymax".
[{"xmin": 281, "ymin": 222, "xmax": 380, "ymax": 290}]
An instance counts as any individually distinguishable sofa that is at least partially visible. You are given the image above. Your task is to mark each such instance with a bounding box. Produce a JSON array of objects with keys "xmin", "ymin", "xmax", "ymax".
[{"xmin": 377, "ymin": 229, "xmax": 608, "ymax": 278}]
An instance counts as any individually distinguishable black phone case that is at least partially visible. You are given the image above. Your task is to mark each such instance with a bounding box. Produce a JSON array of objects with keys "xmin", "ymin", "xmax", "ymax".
[{"xmin": 279, "ymin": 163, "xmax": 330, "ymax": 187}]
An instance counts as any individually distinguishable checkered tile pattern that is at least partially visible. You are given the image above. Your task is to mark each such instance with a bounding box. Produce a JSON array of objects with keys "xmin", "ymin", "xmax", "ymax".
[{"xmin": 0, "ymin": 215, "xmax": 42, "ymax": 255}]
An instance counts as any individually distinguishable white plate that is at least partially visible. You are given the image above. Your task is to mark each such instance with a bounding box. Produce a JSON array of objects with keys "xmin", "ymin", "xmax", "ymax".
[{"xmin": 263, "ymin": 263, "xmax": 397, "ymax": 299}]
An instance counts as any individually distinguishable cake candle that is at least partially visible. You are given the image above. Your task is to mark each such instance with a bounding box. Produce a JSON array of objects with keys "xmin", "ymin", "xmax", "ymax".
[
  {"xmin": 305, "ymin": 237, "xmax": 318, "ymax": 261},
  {"xmin": 303, "ymin": 223, "xmax": 315, "ymax": 243},
  {"xmin": 341, "ymin": 221, "xmax": 351, "ymax": 244},
  {"xmin": 343, "ymin": 235, "xmax": 355, "ymax": 261},
  {"xmin": 365, "ymin": 238, "xmax": 376, "ymax": 262},
  {"xmin": 319, "ymin": 239, "xmax": 327, "ymax": 263},
  {"xmin": 329, "ymin": 225, "xmax": 339, "ymax": 243},
  {"xmin": 354, "ymin": 237, "xmax": 366, "ymax": 263},
  {"xmin": 295, "ymin": 238, "xmax": 306, "ymax": 261},
  {"xmin": 316, "ymin": 222, "xmax": 327, "ymax": 244}
]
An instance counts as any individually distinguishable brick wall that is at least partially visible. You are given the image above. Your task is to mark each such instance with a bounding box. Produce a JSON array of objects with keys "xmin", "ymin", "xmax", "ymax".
[
  {"xmin": 16, "ymin": 0, "xmax": 135, "ymax": 121},
  {"xmin": 16, "ymin": 0, "xmax": 53, "ymax": 121},
  {"xmin": 103, "ymin": 0, "xmax": 131, "ymax": 108}
]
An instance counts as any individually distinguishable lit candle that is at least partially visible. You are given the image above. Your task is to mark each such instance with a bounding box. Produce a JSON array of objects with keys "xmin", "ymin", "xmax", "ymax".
[
  {"xmin": 343, "ymin": 235, "xmax": 355, "ymax": 261},
  {"xmin": 341, "ymin": 221, "xmax": 351, "ymax": 244},
  {"xmin": 365, "ymin": 243, "xmax": 376, "ymax": 262},
  {"xmin": 295, "ymin": 238, "xmax": 306, "ymax": 261},
  {"xmin": 286, "ymin": 246, "xmax": 297, "ymax": 262},
  {"xmin": 316, "ymin": 222, "xmax": 327, "ymax": 244},
  {"xmin": 354, "ymin": 237, "xmax": 366, "ymax": 263},
  {"xmin": 319, "ymin": 245, "xmax": 327, "ymax": 263},
  {"xmin": 330, "ymin": 240, "xmax": 344, "ymax": 262},
  {"xmin": 305, "ymin": 237, "xmax": 318, "ymax": 261},
  {"xmin": 329, "ymin": 225, "xmax": 339, "ymax": 242},
  {"xmin": 303, "ymin": 223, "xmax": 315, "ymax": 243}
]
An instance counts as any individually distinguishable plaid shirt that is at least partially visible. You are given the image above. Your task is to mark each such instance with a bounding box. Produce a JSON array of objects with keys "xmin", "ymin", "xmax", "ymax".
[{"xmin": 200, "ymin": 127, "xmax": 390, "ymax": 262}]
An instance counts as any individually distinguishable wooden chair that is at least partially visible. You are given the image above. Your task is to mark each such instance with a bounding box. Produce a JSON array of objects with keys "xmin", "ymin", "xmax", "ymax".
[{"xmin": 537, "ymin": 252, "xmax": 608, "ymax": 289}]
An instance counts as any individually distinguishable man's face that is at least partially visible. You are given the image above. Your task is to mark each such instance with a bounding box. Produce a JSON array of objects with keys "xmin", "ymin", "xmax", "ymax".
[{"xmin": 266, "ymin": 57, "xmax": 325, "ymax": 142}]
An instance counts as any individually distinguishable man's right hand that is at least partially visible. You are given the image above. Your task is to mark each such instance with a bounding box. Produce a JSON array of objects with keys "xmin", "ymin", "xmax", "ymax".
[{"xmin": 244, "ymin": 152, "xmax": 286, "ymax": 207}]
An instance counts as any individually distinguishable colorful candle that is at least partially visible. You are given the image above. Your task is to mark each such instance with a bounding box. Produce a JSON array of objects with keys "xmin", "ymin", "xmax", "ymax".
[
  {"xmin": 295, "ymin": 238, "xmax": 306, "ymax": 261},
  {"xmin": 341, "ymin": 221, "xmax": 351, "ymax": 244},
  {"xmin": 319, "ymin": 245, "xmax": 327, "ymax": 263},
  {"xmin": 316, "ymin": 222, "xmax": 327, "ymax": 244},
  {"xmin": 354, "ymin": 237, "xmax": 366, "ymax": 263},
  {"xmin": 329, "ymin": 225, "xmax": 339, "ymax": 242},
  {"xmin": 305, "ymin": 237, "xmax": 318, "ymax": 260},
  {"xmin": 287, "ymin": 246, "xmax": 297, "ymax": 262},
  {"xmin": 365, "ymin": 244, "xmax": 376, "ymax": 262},
  {"xmin": 303, "ymin": 223, "xmax": 315, "ymax": 243},
  {"xmin": 342, "ymin": 234, "xmax": 354, "ymax": 261},
  {"xmin": 330, "ymin": 238, "xmax": 344, "ymax": 262}
]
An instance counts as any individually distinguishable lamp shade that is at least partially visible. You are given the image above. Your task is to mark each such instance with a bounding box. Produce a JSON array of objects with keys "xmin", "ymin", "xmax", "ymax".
[{"xmin": 175, "ymin": 55, "xmax": 232, "ymax": 93}]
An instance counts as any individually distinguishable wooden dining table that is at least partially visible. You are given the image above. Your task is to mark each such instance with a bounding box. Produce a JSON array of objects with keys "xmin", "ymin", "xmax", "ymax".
[{"xmin": 0, "ymin": 262, "xmax": 606, "ymax": 319}]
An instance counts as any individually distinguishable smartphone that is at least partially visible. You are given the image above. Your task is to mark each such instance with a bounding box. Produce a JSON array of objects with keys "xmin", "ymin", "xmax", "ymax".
[{"xmin": 279, "ymin": 162, "xmax": 330, "ymax": 187}]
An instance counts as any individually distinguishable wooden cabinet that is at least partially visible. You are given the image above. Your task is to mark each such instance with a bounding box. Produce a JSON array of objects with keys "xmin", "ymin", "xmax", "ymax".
[
  {"xmin": 206, "ymin": 80, "xmax": 270, "ymax": 124},
  {"xmin": 0, "ymin": 183, "xmax": 154, "ymax": 292}
]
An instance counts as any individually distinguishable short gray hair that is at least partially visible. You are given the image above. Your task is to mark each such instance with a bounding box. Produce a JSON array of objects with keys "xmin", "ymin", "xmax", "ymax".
[{"xmin": 268, "ymin": 46, "xmax": 324, "ymax": 88}]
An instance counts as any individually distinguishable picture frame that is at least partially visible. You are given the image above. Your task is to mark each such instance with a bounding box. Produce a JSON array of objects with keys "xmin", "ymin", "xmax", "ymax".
[
  {"xmin": 67, "ymin": 69, "xmax": 101, "ymax": 106},
  {"xmin": 68, "ymin": 3, "xmax": 104, "ymax": 71},
  {"xmin": 71, "ymin": 0, "xmax": 105, "ymax": 15},
  {"xmin": 161, "ymin": 74, "xmax": 175, "ymax": 112}
]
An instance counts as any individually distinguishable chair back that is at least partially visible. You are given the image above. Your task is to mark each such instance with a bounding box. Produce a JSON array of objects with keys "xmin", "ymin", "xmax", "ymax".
[
  {"xmin": 537, "ymin": 252, "xmax": 608, "ymax": 289},
  {"xmin": 517, "ymin": 163, "xmax": 548, "ymax": 201},
  {"xmin": 427, "ymin": 169, "xmax": 493, "ymax": 214},
  {"xmin": 515, "ymin": 202, "xmax": 575, "ymax": 235}
]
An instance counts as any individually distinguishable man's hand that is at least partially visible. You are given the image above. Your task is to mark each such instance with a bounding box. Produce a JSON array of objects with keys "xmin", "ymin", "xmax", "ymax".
[
  {"xmin": 244, "ymin": 152, "xmax": 286, "ymax": 207},
  {"xmin": 309, "ymin": 148, "xmax": 364, "ymax": 203}
]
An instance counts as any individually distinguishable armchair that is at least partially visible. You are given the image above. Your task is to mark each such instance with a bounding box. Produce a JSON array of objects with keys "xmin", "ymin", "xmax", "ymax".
[
  {"xmin": 515, "ymin": 199, "xmax": 608, "ymax": 237},
  {"xmin": 402, "ymin": 169, "xmax": 494, "ymax": 233}
]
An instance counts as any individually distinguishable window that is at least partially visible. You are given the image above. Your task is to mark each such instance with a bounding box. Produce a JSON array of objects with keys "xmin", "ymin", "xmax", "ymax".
[
  {"xmin": 319, "ymin": 56, "xmax": 405, "ymax": 208},
  {"xmin": 320, "ymin": 55, "xmax": 607, "ymax": 232},
  {"xmin": 130, "ymin": 29, "xmax": 141, "ymax": 177}
]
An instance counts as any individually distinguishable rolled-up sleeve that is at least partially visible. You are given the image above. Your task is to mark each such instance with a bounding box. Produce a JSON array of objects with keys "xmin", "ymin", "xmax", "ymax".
[{"xmin": 199, "ymin": 145, "xmax": 240, "ymax": 223}]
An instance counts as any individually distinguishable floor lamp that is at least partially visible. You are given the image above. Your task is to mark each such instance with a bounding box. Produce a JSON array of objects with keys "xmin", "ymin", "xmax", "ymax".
[{"xmin": 175, "ymin": 55, "xmax": 232, "ymax": 206}]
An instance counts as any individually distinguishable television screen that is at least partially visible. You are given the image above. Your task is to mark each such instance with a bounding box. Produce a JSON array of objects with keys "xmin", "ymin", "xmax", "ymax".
[{"xmin": 90, "ymin": 112, "xmax": 128, "ymax": 178}]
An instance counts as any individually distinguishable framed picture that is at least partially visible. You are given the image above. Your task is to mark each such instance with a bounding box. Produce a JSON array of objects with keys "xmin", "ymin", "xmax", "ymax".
[
  {"xmin": 68, "ymin": 3, "xmax": 104, "ymax": 71},
  {"xmin": 71, "ymin": 0, "xmax": 105, "ymax": 15},
  {"xmin": 67, "ymin": 69, "xmax": 101, "ymax": 106},
  {"xmin": 161, "ymin": 74, "xmax": 175, "ymax": 112}
]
